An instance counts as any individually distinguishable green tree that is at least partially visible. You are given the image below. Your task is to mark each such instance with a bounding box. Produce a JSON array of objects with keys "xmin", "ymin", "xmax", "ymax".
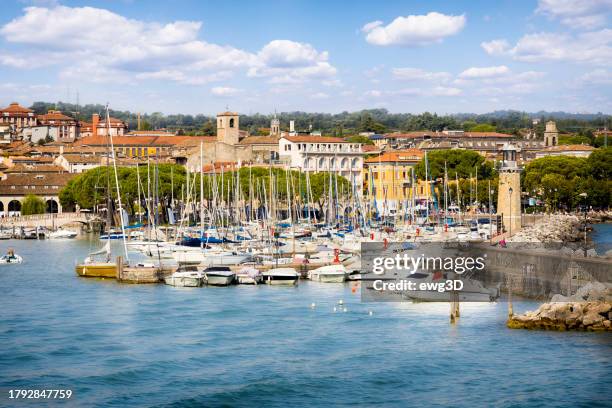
[
  {"xmin": 414, "ymin": 150, "xmax": 494, "ymax": 180},
  {"xmin": 346, "ymin": 135, "xmax": 374, "ymax": 145},
  {"xmin": 585, "ymin": 147, "xmax": 612, "ymax": 180},
  {"xmin": 21, "ymin": 195, "xmax": 46, "ymax": 215},
  {"xmin": 201, "ymin": 120, "xmax": 216, "ymax": 136},
  {"xmin": 468, "ymin": 123, "xmax": 496, "ymax": 132}
]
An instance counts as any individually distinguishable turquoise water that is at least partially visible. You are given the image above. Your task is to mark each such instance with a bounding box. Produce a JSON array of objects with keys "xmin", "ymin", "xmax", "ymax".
[
  {"xmin": 592, "ymin": 223, "xmax": 612, "ymax": 255},
  {"xmin": 0, "ymin": 238, "xmax": 611, "ymax": 407}
]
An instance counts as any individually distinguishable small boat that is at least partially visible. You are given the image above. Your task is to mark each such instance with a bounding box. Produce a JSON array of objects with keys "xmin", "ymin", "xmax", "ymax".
[
  {"xmin": 262, "ymin": 268, "xmax": 299, "ymax": 285},
  {"xmin": 203, "ymin": 266, "xmax": 236, "ymax": 286},
  {"xmin": 48, "ymin": 229, "xmax": 78, "ymax": 239},
  {"xmin": 0, "ymin": 250, "xmax": 22, "ymax": 264},
  {"xmin": 99, "ymin": 231, "xmax": 126, "ymax": 240},
  {"xmin": 75, "ymin": 241, "xmax": 117, "ymax": 278},
  {"xmin": 308, "ymin": 264, "xmax": 348, "ymax": 283},
  {"xmin": 236, "ymin": 266, "xmax": 262, "ymax": 284},
  {"xmin": 402, "ymin": 272, "xmax": 500, "ymax": 302},
  {"xmin": 0, "ymin": 231, "xmax": 11, "ymax": 240},
  {"xmin": 164, "ymin": 266, "xmax": 205, "ymax": 287}
]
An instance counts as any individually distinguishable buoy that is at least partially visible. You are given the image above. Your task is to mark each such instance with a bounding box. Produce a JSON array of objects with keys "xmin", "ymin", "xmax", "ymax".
[
  {"xmin": 383, "ymin": 238, "xmax": 388, "ymax": 249},
  {"xmin": 338, "ymin": 299, "xmax": 344, "ymax": 305},
  {"xmin": 343, "ymin": 307, "xmax": 348, "ymax": 313},
  {"xmin": 368, "ymin": 310, "xmax": 373, "ymax": 316},
  {"xmin": 351, "ymin": 286, "xmax": 357, "ymax": 294},
  {"xmin": 310, "ymin": 302, "xmax": 316, "ymax": 309},
  {"xmin": 333, "ymin": 248, "xmax": 340, "ymax": 263},
  {"xmin": 333, "ymin": 306, "xmax": 337, "ymax": 312}
]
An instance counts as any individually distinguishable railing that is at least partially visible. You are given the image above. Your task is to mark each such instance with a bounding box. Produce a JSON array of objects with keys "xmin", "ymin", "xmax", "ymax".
[{"xmin": 0, "ymin": 212, "xmax": 96, "ymax": 225}]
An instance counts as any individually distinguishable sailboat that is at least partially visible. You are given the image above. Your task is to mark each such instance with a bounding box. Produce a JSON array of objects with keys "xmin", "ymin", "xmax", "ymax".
[
  {"xmin": 76, "ymin": 105, "xmax": 129, "ymax": 278},
  {"xmin": 75, "ymin": 240, "xmax": 117, "ymax": 277}
]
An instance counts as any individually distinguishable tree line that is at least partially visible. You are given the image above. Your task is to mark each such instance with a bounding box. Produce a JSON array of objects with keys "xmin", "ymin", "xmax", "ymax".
[{"xmin": 29, "ymin": 102, "xmax": 610, "ymax": 138}]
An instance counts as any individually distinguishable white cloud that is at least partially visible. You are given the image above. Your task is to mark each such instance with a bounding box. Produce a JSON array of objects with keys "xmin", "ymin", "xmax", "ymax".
[
  {"xmin": 362, "ymin": 12, "xmax": 466, "ymax": 46},
  {"xmin": 536, "ymin": 0, "xmax": 612, "ymax": 28},
  {"xmin": 211, "ymin": 86, "xmax": 241, "ymax": 96},
  {"xmin": 392, "ymin": 67, "xmax": 452, "ymax": 82},
  {"xmin": 364, "ymin": 90, "xmax": 383, "ymax": 98},
  {"xmin": 310, "ymin": 92, "xmax": 329, "ymax": 99},
  {"xmin": 481, "ymin": 30, "xmax": 612, "ymax": 64},
  {"xmin": 431, "ymin": 86, "xmax": 462, "ymax": 96},
  {"xmin": 248, "ymin": 40, "xmax": 336, "ymax": 83},
  {"xmin": 480, "ymin": 39, "xmax": 510, "ymax": 56},
  {"xmin": 579, "ymin": 69, "xmax": 612, "ymax": 84},
  {"xmin": 0, "ymin": 6, "xmax": 336, "ymax": 87},
  {"xmin": 459, "ymin": 65, "xmax": 510, "ymax": 79}
]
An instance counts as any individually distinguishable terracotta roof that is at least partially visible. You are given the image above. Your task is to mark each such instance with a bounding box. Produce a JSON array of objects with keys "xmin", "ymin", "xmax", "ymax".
[
  {"xmin": 362, "ymin": 145, "xmax": 379, "ymax": 152},
  {"xmin": 0, "ymin": 173, "xmax": 76, "ymax": 195},
  {"xmin": 5, "ymin": 164, "xmax": 66, "ymax": 173},
  {"xmin": 37, "ymin": 110, "xmax": 76, "ymax": 123},
  {"xmin": 76, "ymin": 135, "xmax": 214, "ymax": 147},
  {"xmin": 60, "ymin": 154, "xmax": 100, "ymax": 164},
  {"xmin": 0, "ymin": 102, "xmax": 33, "ymax": 114},
  {"xmin": 239, "ymin": 136, "xmax": 279, "ymax": 145},
  {"xmin": 383, "ymin": 131, "xmax": 514, "ymax": 139},
  {"xmin": 217, "ymin": 111, "xmax": 239, "ymax": 116},
  {"xmin": 126, "ymin": 131, "xmax": 176, "ymax": 137},
  {"xmin": 544, "ymin": 144, "xmax": 596, "ymax": 152},
  {"xmin": 11, "ymin": 156, "xmax": 54, "ymax": 163},
  {"xmin": 365, "ymin": 149, "xmax": 424, "ymax": 164},
  {"xmin": 99, "ymin": 117, "xmax": 126, "ymax": 126},
  {"xmin": 283, "ymin": 136, "xmax": 350, "ymax": 143},
  {"xmin": 462, "ymin": 132, "xmax": 514, "ymax": 138}
]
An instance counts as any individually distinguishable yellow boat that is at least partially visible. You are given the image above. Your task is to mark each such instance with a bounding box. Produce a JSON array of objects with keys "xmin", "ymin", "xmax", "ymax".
[{"xmin": 75, "ymin": 262, "xmax": 117, "ymax": 278}]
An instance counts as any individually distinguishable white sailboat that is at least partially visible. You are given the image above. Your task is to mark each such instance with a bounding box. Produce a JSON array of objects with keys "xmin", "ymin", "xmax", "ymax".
[{"xmin": 308, "ymin": 264, "xmax": 348, "ymax": 283}]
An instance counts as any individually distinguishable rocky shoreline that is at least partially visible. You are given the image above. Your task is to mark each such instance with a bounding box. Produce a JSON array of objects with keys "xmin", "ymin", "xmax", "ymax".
[
  {"xmin": 507, "ymin": 213, "xmax": 611, "ymax": 258},
  {"xmin": 507, "ymin": 283, "xmax": 612, "ymax": 331}
]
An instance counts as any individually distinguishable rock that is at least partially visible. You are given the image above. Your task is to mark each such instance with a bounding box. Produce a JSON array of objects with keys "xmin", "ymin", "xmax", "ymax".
[{"xmin": 508, "ymin": 300, "xmax": 612, "ymax": 332}]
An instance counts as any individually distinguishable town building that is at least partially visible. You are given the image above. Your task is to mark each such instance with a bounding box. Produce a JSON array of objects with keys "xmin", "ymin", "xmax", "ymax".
[
  {"xmin": 23, "ymin": 110, "xmax": 78, "ymax": 143},
  {"xmin": 0, "ymin": 173, "xmax": 76, "ymax": 215},
  {"xmin": 54, "ymin": 153, "xmax": 101, "ymax": 173},
  {"xmin": 543, "ymin": 121, "xmax": 559, "ymax": 147},
  {"xmin": 363, "ymin": 149, "xmax": 425, "ymax": 216},
  {"xmin": 278, "ymin": 135, "xmax": 364, "ymax": 192},
  {"xmin": 534, "ymin": 144, "xmax": 595, "ymax": 159},
  {"xmin": 0, "ymin": 102, "xmax": 36, "ymax": 138}
]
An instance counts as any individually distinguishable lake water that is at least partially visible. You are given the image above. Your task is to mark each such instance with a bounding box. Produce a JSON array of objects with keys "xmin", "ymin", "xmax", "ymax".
[{"xmin": 0, "ymin": 237, "xmax": 610, "ymax": 407}]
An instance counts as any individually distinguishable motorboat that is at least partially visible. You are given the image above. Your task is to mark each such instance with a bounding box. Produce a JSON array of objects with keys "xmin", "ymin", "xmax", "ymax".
[
  {"xmin": 172, "ymin": 248, "xmax": 251, "ymax": 266},
  {"xmin": 202, "ymin": 266, "xmax": 236, "ymax": 286},
  {"xmin": 0, "ymin": 250, "xmax": 22, "ymax": 264},
  {"xmin": 236, "ymin": 266, "xmax": 262, "ymax": 284},
  {"xmin": 164, "ymin": 266, "xmax": 205, "ymax": 287},
  {"xmin": 308, "ymin": 264, "xmax": 348, "ymax": 283},
  {"xmin": 48, "ymin": 229, "xmax": 78, "ymax": 239},
  {"xmin": 0, "ymin": 231, "xmax": 11, "ymax": 240},
  {"xmin": 262, "ymin": 268, "xmax": 299, "ymax": 285}
]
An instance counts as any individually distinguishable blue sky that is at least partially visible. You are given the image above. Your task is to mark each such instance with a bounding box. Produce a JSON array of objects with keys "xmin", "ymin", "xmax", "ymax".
[{"xmin": 1, "ymin": 0, "xmax": 610, "ymax": 115}]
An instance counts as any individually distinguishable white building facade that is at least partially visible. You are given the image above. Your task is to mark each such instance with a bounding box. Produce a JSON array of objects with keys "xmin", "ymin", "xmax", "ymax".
[{"xmin": 279, "ymin": 136, "xmax": 364, "ymax": 193}]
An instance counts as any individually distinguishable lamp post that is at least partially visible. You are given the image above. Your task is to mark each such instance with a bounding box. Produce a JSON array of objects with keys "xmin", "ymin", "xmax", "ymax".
[
  {"xmin": 579, "ymin": 192, "xmax": 588, "ymax": 257},
  {"xmin": 508, "ymin": 187, "xmax": 513, "ymax": 237}
]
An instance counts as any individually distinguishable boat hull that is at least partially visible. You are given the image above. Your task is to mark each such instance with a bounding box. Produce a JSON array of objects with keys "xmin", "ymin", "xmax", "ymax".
[
  {"xmin": 164, "ymin": 276, "xmax": 202, "ymax": 287},
  {"xmin": 312, "ymin": 274, "xmax": 346, "ymax": 283},
  {"xmin": 205, "ymin": 275, "xmax": 235, "ymax": 286},
  {"xmin": 75, "ymin": 263, "xmax": 117, "ymax": 278}
]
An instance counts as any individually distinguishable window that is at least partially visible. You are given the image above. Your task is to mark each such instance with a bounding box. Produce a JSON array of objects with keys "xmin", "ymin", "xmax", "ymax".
[{"xmin": 229, "ymin": 118, "xmax": 235, "ymax": 128}]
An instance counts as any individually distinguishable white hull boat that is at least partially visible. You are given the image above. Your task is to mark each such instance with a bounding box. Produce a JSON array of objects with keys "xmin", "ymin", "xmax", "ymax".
[
  {"xmin": 164, "ymin": 269, "xmax": 205, "ymax": 287},
  {"xmin": 402, "ymin": 272, "xmax": 500, "ymax": 302},
  {"xmin": 203, "ymin": 267, "xmax": 236, "ymax": 286},
  {"xmin": 262, "ymin": 268, "xmax": 299, "ymax": 285},
  {"xmin": 236, "ymin": 266, "xmax": 262, "ymax": 284},
  {"xmin": 308, "ymin": 264, "xmax": 347, "ymax": 283},
  {"xmin": 48, "ymin": 229, "xmax": 78, "ymax": 239},
  {"xmin": 0, "ymin": 254, "xmax": 23, "ymax": 264}
]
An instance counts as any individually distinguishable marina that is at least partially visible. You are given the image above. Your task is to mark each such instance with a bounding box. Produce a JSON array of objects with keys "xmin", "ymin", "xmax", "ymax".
[{"xmin": 0, "ymin": 237, "xmax": 610, "ymax": 407}]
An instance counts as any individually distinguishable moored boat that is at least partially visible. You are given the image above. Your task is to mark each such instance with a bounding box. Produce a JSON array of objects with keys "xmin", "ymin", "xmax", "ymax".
[
  {"xmin": 164, "ymin": 267, "xmax": 204, "ymax": 287},
  {"xmin": 203, "ymin": 266, "xmax": 236, "ymax": 286},
  {"xmin": 262, "ymin": 268, "xmax": 299, "ymax": 285},
  {"xmin": 308, "ymin": 264, "xmax": 348, "ymax": 283},
  {"xmin": 236, "ymin": 266, "xmax": 262, "ymax": 284},
  {"xmin": 0, "ymin": 250, "xmax": 22, "ymax": 264}
]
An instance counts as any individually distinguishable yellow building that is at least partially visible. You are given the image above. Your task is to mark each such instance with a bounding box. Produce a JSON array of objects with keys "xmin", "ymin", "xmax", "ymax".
[{"xmin": 363, "ymin": 149, "xmax": 427, "ymax": 215}]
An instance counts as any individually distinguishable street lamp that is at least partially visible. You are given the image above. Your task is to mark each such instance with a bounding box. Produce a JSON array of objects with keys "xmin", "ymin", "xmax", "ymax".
[
  {"xmin": 579, "ymin": 192, "xmax": 588, "ymax": 257},
  {"xmin": 508, "ymin": 187, "xmax": 513, "ymax": 237}
]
